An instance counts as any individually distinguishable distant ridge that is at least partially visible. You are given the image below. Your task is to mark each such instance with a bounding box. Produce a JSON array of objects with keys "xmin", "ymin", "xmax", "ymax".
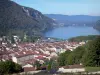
[
  {"xmin": 45, "ymin": 14, "xmax": 100, "ymax": 26},
  {"xmin": 94, "ymin": 20, "xmax": 100, "ymax": 31}
]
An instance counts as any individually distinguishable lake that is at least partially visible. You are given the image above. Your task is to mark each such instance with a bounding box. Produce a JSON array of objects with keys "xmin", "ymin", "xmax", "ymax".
[{"xmin": 45, "ymin": 26, "xmax": 100, "ymax": 39}]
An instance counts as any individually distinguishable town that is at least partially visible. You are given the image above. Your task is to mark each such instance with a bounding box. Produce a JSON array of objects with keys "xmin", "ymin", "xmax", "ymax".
[{"xmin": 0, "ymin": 36, "xmax": 86, "ymax": 72}]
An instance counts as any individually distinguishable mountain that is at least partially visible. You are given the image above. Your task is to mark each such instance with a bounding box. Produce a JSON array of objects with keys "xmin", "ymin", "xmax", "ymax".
[
  {"xmin": 94, "ymin": 20, "xmax": 100, "ymax": 31},
  {"xmin": 45, "ymin": 14, "xmax": 100, "ymax": 26},
  {"xmin": 0, "ymin": 0, "xmax": 57, "ymax": 37}
]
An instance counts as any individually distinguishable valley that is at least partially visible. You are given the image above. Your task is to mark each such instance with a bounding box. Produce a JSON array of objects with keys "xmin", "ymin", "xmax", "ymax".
[{"xmin": 0, "ymin": 0, "xmax": 100, "ymax": 75}]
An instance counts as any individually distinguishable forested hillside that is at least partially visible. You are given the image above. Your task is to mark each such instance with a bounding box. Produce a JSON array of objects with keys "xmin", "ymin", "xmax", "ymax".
[
  {"xmin": 58, "ymin": 36, "xmax": 100, "ymax": 67},
  {"xmin": 68, "ymin": 35, "xmax": 100, "ymax": 42},
  {"xmin": 0, "ymin": 0, "xmax": 56, "ymax": 37}
]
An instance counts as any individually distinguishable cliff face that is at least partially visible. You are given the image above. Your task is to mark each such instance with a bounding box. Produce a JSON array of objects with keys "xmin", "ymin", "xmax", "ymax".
[{"xmin": 0, "ymin": 0, "xmax": 57, "ymax": 36}]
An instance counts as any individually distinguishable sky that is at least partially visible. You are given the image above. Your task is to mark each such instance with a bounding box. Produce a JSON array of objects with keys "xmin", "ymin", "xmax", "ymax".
[{"xmin": 12, "ymin": 0, "xmax": 100, "ymax": 16}]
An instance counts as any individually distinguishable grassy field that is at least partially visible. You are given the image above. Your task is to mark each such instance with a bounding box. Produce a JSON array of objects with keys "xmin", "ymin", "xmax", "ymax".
[{"xmin": 85, "ymin": 67, "xmax": 100, "ymax": 72}]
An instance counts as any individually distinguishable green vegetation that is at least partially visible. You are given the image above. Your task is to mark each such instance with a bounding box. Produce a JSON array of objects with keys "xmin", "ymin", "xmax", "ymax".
[
  {"xmin": 58, "ymin": 37, "xmax": 100, "ymax": 67},
  {"xmin": 68, "ymin": 46, "xmax": 85, "ymax": 65},
  {"xmin": 82, "ymin": 37, "xmax": 100, "ymax": 67},
  {"xmin": 34, "ymin": 61, "xmax": 41, "ymax": 70},
  {"xmin": 0, "ymin": 60, "xmax": 22, "ymax": 75},
  {"xmin": 58, "ymin": 46, "xmax": 85, "ymax": 66},
  {"xmin": 22, "ymin": 35, "xmax": 40, "ymax": 43},
  {"xmin": 85, "ymin": 67, "xmax": 100, "ymax": 72},
  {"xmin": 0, "ymin": 0, "xmax": 56, "ymax": 37},
  {"xmin": 68, "ymin": 35, "xmax": 100, "ymax": 42},
  {"xmin": 58, "ymin": 50, "xmax": 71, "ymax": 66}
]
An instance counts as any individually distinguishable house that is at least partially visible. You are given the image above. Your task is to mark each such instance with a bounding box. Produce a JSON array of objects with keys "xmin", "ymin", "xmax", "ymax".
[
  {"xmin": 12, "ymin": 53, "xmax": 37, "ymax": 65},
  {"xmin": 23, "ymin": 64, "xmax": 36, "ymax": 72},
  {"xmin": 23, "ymin": 64, "xmax": 33, "ymax": 68}
]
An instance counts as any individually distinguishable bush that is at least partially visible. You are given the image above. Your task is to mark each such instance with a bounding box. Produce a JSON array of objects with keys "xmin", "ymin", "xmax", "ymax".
[{"xmin": 0, "ymin": 60, "xmax": 22, "ymax": 74}]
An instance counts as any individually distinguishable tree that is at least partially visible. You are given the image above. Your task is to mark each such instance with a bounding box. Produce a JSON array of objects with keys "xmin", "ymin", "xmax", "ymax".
[
  {"xmin": 82, "ymin": 37, "xmax": 100, "ymax": 67},
  {"xmin": 46, "ymin": 59, "xmax": 59, "ymax": 73},
  {"xmin": 58, "ymin": 50, "xmax": 71, "ymax": 66},
  {"xmin": 51, "ymin": 60, "xmax": 59, "ymax": 70},
  {"xmin": 34, "ymin": 61, "xmax": 41, "ymax": 70},
  {"xmin": 14, "ymin": 63, "xmax": 22, "ymax": 73},
  {"xmin": 67, "ymin": 53, "xmax": 75, "ymax": 65},
  {"xmin": 72, "ymin": 46, "xmax": 85, "ymax": 64},
  {"xmin": 59, "ymin": 46, "xmax": 85, "ymax": 65},
  {"xmin": 0, "ymin": 60, "xmax": 22, "ymax": 74},
  {"xmin": 58, "ymin": 37, "xmax": 100, "ymax": 67},
  {"xmin": 11, "ymin": 35, "xmax": 15, "ymax": 44},
  {"xmin": 47, "ymin": 63, "xmax": 51, "ymax": 71}
]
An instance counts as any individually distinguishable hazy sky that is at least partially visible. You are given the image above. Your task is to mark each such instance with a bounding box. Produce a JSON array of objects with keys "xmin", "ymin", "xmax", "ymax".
[{"xmin": 12, "ymin": 0, "xmax": 100, "ymax": 16}]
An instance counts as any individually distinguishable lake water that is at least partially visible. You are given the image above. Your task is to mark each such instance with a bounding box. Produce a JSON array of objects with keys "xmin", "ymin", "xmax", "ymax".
[{"xmin": 45, "ymin": 26, "xmax": 100, "ymax": 39}]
